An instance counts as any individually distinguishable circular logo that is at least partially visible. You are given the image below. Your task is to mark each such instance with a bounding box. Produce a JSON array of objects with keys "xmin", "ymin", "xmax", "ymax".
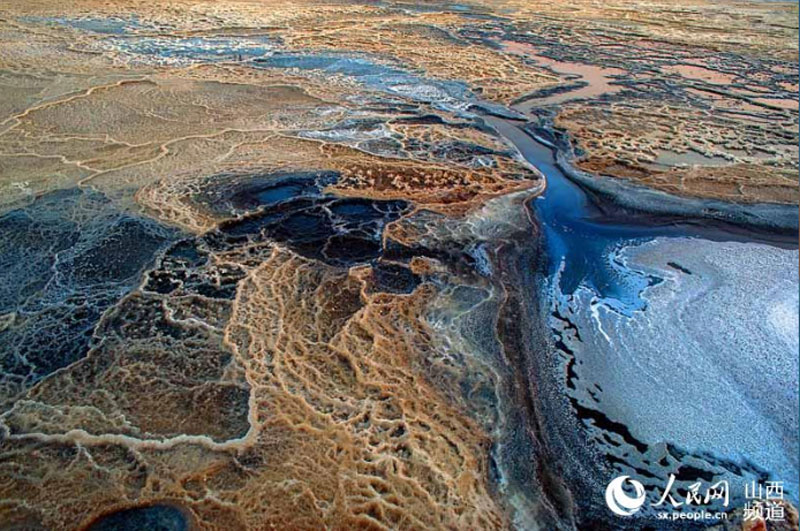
[{"xmin": 605, "ymin": 475, "xmax": 646, "ymax": 517}]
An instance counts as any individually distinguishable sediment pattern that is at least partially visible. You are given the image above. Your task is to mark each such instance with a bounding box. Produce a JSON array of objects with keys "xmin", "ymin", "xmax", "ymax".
[
  {"xmin": 0, "ymin": 0, "xmax": 796, "ymax": 529},
  {"xmin": 0, "ymin": 188, "xmax": 177, "ymax": 409}
]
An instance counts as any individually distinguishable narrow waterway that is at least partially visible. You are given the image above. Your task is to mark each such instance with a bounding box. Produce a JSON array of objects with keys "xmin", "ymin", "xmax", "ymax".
[{"xmin": 485, "ymin": 114, "xmax": 800, "ymax": 524}]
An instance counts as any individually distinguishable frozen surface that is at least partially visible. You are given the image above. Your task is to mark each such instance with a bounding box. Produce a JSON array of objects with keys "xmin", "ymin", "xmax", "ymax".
[{"xmin": 564, "ymin": 237, "xmax": 799, "ymax": 497}]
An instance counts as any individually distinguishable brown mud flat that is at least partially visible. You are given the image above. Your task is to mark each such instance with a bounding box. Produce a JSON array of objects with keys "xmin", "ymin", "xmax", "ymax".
[{"xmin": 0, "ymin": 0, "xmax": 796, "ymax": 529}]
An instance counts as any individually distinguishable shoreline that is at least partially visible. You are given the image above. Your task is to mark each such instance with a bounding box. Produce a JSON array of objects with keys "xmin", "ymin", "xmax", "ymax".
[{"xmin": 520, "ymin": 119, "xmax": 799, "ymax": 236}]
